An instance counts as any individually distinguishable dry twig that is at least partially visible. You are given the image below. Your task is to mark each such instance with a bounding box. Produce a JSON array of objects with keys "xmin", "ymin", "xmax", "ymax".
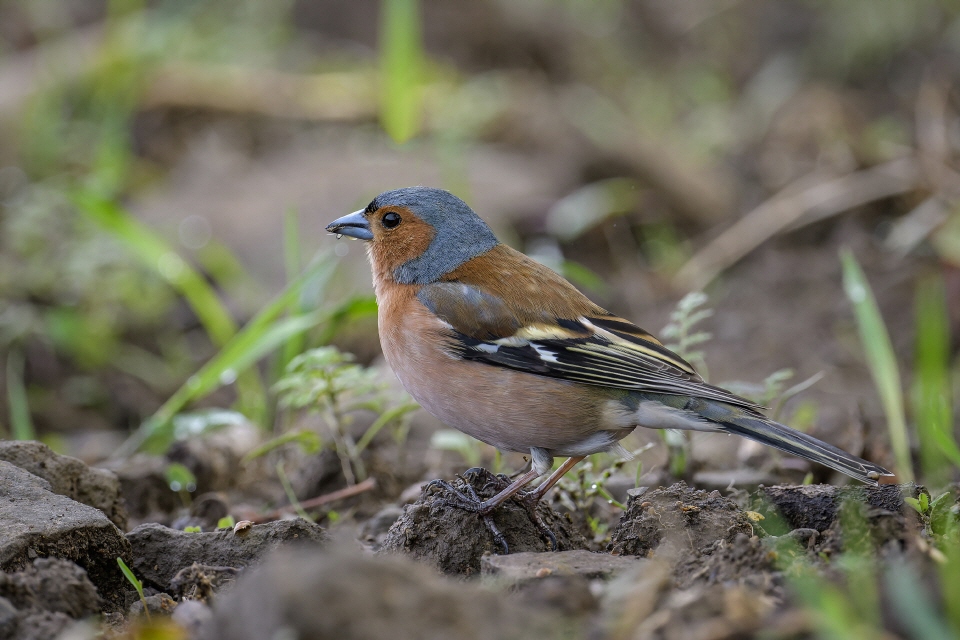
[{"xmin": 253, "ymin": 476, "xmax": 376, "ymax": 523}]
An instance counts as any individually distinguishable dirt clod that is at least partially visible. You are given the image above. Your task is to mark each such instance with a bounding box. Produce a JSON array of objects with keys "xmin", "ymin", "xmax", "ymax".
[
  {"xmin": 379, "ymin": 469, "xmax": 589, "ymax": 576},
  {"xmin": 0, "ymin": 557, "xmax": 102, "ymax": 618},
  {"xmin": 608, "ymin": 482, "xmax": 754, "ymax": 557},
  {"xmin": 0, "ymin": 440, "xmax": 127, "ymax": 530},
  {"xmin": 761, "ymin": 483, "xmax": 917, "ymax": 530},
  {"xmin": 759, "ymin": 483, "xmax": 925, "ymax": 549},
  {"xmin": 126, "ymin": 518, "xmax": 328, "ymax": 591}
]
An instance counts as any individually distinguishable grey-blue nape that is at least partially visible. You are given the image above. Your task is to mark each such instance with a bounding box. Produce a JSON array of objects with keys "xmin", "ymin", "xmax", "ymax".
[{"xmin": 371, "ymin": 187, "xmax": 500, "ymax": 285}]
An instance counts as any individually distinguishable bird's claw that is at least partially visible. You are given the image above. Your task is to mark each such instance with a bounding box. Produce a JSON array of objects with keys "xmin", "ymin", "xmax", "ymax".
[{"xmin": 427, "ymin": 472, "xmax": 510, "ymax": 552}]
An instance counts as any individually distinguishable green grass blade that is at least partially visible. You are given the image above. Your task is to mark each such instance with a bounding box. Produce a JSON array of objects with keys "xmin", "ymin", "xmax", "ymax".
[
  {"xmin": 913, "ymin": 274, "xmax": 960, "ymax": 482},
  {"xmin": 379, "ymin": 0, "xmax": 423, "ymax": 143},
  {"xmin": 74, "ymin": 192, "xmax": 238, "ymax": 346},
  {"xmin": 840, "ymin": 249, "xmax": 913, "ymax": 481},
  {"xmin": 74, "ymin": 192, "xmax": 269, "ymax": 426},
  {"xmin": 114, "ymin": 257, "xmax": 338, "ymax": 455},
  {"xmin": 6, "ymin": 350, "xmax": 35, "ymax": 441},
  {"xmin": 131, "ymin": 311, "xmax": 327, "ymax": 454}
]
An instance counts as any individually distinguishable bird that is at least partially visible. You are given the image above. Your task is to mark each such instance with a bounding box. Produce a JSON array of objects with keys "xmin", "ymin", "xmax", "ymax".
[{"xmin": 327, "ymin": 186, "xmax": 896, "ymax": 551}]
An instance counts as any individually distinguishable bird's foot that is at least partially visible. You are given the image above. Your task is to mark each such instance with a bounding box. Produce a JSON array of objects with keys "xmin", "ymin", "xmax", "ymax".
[
  {"xmin": 425, "ymin": 470, "xmax": 508, "ymax": 553},
  {"xmin": 425, "ymin": 468, "xmax": 557, "ymax": 553}
]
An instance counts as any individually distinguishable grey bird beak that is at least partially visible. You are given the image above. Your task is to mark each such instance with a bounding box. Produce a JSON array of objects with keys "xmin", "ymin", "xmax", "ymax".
[{"xmin": 326, "ymin": 209, "xmax": 373, "ymax": 240}]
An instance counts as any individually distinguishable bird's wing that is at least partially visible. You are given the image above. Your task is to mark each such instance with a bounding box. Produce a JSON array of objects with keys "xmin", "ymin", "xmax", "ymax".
[{"xmin": 416, "ymin": 280, "xmax": 764, "ymax": 412}]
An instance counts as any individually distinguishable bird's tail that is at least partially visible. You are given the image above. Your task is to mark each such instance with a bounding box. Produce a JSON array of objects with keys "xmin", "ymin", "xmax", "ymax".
[{"xmin": 718, "ymin": 412, "xmax": 896, "ymax": 485}]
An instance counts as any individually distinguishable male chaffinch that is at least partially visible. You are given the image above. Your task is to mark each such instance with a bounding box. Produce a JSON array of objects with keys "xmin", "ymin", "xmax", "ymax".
[{"xmin": 327, "ymin": 186, "xmax": 895, "ymax": 551}]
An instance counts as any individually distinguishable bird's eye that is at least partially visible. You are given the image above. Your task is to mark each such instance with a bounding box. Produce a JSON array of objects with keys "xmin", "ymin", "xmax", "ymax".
[{"xmin": 381, "ymin": 211, "xmax": 402, "ymax": 229}]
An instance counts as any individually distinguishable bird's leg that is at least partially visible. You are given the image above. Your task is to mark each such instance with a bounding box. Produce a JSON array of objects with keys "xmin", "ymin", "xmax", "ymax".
[
  {"xmin": 519, "ymin": 455, "xmax": 586, "ymax": 503},
  {"xmin": 510, "ymin": 455, "xmax": 586, "ymax": 551}
]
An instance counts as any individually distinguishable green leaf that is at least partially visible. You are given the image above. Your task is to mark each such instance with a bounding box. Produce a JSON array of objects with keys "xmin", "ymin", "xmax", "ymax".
[
  {"xmin": 930, "ymin": 492, "xmax": 958, "ymax": 537},
  {"xmin": 116, "ymin": 557, "xmax": 142, "ymax": 592},
  {"xmin": 885, "ymin": 560, "xmax": 956, "ymax": 640},
  {"xmin": 841, "ymin": 249, "xmax": 912, "ymax": 482},
  {"xmin": 165, "ymin": 463, "xmax": 197, "ymax": 493}
]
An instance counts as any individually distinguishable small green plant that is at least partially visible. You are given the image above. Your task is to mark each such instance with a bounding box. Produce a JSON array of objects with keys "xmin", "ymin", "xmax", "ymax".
[
  {"xmin": 216, "ymin": 515, "xmax": 236, "ymax": 530},
  {"xmin": 274, "ymin": 346, "xmax": 419, "ymax": 485},
  {"xmin": 117, "ymin": 557, "xmax": 150, "ymax": 622},
  {"xmin": 905, "ymin": 491, "xmax": 931, "ymax": 516},
  {"xmin": 164, "ymin": 462, "xmax": 197, "ymax": 506},
  {"xmin": 659, "ymin": 292, "xmax": 714, "ymax": 476},
  {"xmin": 555, "ymin": 447, "xmax": 653, "ymax": 541},
  {"xmin": 183, "ymin": 526, "xmax": 201, "ymax": 533},
  {"xmin": 661, "ymin": 291, "xmax": 713, "ymax": 375}
]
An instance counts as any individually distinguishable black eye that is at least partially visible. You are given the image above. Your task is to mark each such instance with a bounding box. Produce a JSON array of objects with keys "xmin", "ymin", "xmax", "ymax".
[{"xmin": 381, "ymin": 211, "xmax": 402, "ymax": 229}]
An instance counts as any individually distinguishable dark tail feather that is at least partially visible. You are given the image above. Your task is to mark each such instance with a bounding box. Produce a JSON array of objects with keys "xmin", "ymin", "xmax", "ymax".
[{"xmin": 720, "ymin": 415, "xmax": 896, "ymax": 485}]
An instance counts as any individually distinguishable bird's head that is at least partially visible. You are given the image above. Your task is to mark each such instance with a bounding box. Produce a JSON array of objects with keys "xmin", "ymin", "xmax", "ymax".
[{"xmin": 327, "ymin": 187, "xmax": 499, "ymax": 284}]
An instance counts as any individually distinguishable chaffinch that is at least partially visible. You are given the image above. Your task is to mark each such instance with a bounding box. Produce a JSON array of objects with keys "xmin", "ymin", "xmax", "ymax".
[{"xmin": 327, "ymin": 186, "xmax": 894, "ymax": 550}]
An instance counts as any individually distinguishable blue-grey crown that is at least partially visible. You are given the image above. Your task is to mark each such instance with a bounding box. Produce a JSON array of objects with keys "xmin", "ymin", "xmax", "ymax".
[{"xmin": 368, "ymin": 187, "xmax": 499, "ymax": 285}]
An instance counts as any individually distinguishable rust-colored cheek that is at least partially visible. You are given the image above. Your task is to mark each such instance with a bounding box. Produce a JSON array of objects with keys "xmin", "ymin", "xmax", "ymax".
[{"xmin": 368, "ymin": 207, "xmax": 435, "ymax": 281}]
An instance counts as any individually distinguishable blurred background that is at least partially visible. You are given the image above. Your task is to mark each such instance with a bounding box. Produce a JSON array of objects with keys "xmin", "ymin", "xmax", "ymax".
[{"xmin": 0, "ymin": 0, "xmax": 958, "ymax": 490}]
